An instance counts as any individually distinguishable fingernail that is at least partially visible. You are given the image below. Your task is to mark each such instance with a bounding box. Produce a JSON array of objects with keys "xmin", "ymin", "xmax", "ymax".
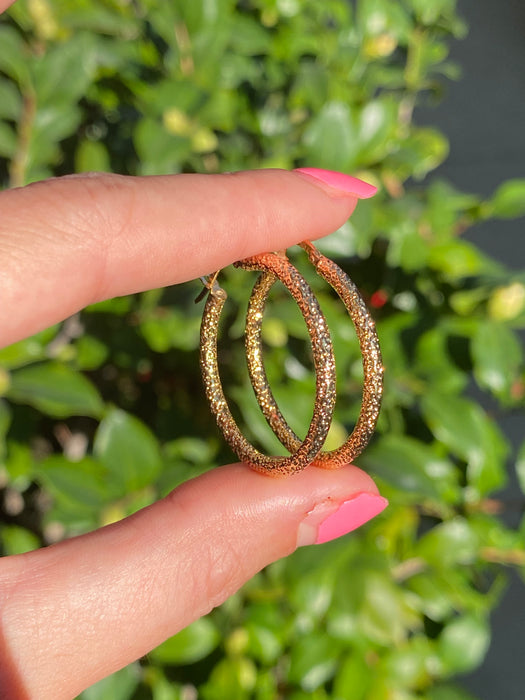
[
  {"xmin": 297, "ymin": 492, "xmax": 388, "ymax": 546},
  {"xmin": 294, "ymin": 167, "xmax": 378, "ymax": 199}
]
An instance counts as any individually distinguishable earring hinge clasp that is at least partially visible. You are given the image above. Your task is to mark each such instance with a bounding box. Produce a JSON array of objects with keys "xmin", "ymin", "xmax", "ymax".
[{"xmin": 195, "ymin": 270, "xmax": 224, "ymax": 303}]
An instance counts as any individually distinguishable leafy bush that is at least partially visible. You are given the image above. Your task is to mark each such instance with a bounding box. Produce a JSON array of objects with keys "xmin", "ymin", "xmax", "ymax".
[{"xmin": 1, "ymin": 0, "xmax": 525, "ymax": 698}]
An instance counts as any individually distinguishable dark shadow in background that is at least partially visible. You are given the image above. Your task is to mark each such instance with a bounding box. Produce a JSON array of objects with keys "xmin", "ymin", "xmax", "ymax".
[{"xmin": 415, "ymin": 1, "xmax": 525, "ymax": 697}]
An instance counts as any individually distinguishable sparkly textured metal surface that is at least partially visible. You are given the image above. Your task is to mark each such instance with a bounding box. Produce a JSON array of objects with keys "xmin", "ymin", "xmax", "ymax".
[
  {"xmin": 200, "ymin": 252, "xmax": 337, "ymax": 475},
  {"xmin": 244, "ymin": 241, "xmax": 383, "ymax": 468}
]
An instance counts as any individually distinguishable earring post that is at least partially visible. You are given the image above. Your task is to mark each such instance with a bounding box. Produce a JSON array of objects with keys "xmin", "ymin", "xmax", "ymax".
[{"xmin": 194, "ymin": 270, "xmax": 224, "ymax": 303}]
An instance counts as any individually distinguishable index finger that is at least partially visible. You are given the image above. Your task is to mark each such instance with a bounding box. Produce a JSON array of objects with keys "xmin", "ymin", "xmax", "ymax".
[{"xmin": 0, "ymin": 169, "xmax": 375, "ymax": 346}]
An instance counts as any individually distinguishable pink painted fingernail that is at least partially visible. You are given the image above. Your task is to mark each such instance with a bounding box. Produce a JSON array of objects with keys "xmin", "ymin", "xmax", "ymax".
[
  {"xmin": 294, "ymin": 167, "xmax": 378, "ymax": 199},
  {"xmin": 297, "ymin": 492, "xmax": 388, "ymax": 546}
]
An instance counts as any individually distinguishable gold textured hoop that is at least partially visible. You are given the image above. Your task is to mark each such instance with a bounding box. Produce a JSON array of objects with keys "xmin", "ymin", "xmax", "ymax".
[
  {"xmin": 199, "ymin": 251, "xmax": 337, "ymax": 475},
  {"xmin": 245, "ymin": 241, "xmax": 383, "ymax": 468}
]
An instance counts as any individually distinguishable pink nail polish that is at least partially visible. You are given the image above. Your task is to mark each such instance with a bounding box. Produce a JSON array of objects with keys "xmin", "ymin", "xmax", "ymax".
[
  {"xmin": 297, "ymin": 492, "xmax": 388, "ymax": 546},
  {"xmin": 294, "ymin": 167, "xmax": 378, "ymax": 199}
]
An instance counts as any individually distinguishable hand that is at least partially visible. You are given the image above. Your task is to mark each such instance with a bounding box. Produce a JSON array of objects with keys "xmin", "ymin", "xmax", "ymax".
[{"xmin": 0, "ymin": 169, "xmax": 387, "ymax": 699}]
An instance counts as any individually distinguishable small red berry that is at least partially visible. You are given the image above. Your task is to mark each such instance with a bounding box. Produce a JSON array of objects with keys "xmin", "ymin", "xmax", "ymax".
[{"xmin": 370, "ymin": 290, "xmax": 389, "ymax": 309}]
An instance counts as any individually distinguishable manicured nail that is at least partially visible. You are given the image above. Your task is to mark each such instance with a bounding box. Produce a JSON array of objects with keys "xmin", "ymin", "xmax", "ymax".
[
  {"xmin": 297, "ymin": 492, "xmax": 388, "ymax": 546},
  {"xmin": 294, "ymin": 167, "xmax": 378, "ymax": 199}
]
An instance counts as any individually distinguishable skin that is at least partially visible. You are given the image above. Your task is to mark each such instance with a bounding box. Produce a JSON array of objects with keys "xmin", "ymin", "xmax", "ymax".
[{"xmin": 0, "ymin": 4, "xmax": 381, "ymax": 697}]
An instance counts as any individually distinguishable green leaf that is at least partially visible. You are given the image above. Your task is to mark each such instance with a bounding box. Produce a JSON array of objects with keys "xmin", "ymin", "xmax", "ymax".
[
  {"xmin": 32, "ymin": 104, "xmax": 82, "ymax": 165},
  {"xmin": 408, "ymin": 573, "xmax": 456, "ymax": 622},
  {"xmin": 358, "ymin": 571, "xmax": 420, "ymax": 645},
  {"xmin": 0, "ymin": 367, "xmax": 10, "ymax": 398},
  {"xmin": 489, "ymin": 178, "xmax": 525, "ymax": 219},
  {"xmin": 230, "ymin": 15, "xmax": 270, "ymax": 55},
  {"xmin": 79, "ymin": 663, "xmax": 140, "ymax": 700},
  {"xmin": 428, "ymin": 240, "xmax": 491, "ymax": 279},
  {"xmin": 288, "ymin": 633, "xmax": 341, "ymax": 691},
  {"xmin": 136, "ymin": 79, "xmax": 203, "ymax": 119},
  {"xmin": 421, "ymin": 393, "xmax": 508, "ymax": 495},
  {"xmin": 150, "ymin": 617, "xmax": 220, "ymax": 665},
  {"xmin": 75, "ymin": 139, "xmax": 111, "ymax": 172},
  {"xmin": 516, "ymin": 439, "xmax": 525, "ymax": 496},
  {"xmin": 0, "ymin": 399, "xmax": 11, "ymax": 441},
  {"xmin": 333, "ymin": 653, "xmax": 371, "ymax": 700},
  {"xmin": 386, "ymin": 220, "xmax": 429, "ymax": 272},
  {"xmin": 0, "ymin": 121, "xmax": 17, "ymax": 158},
  {"xmin": 245, "ymin": 623, "xmax": 283, "ymax": 665},
  {"xmin": 74, "ymin": 335, "xmax": 109, "ymax": 371},
  {"xmin": 0, "ymin": 26, "xmax": 30, "ymax": 84},
  {"xmin": 147, "ymin": 672, "xmax": 187, "ymax": 700},
  {"xmin": 0, "ymin": 80, "xmax": 22, "ymax": 120},
  {"xmin": 201, "ymin": 657, "xmax": 257, "ymax": 700},
  {"xmin": 303, "ymin": 101, "xmax": 357, "ymax": 171},
  {"xmin": 163, "ymin": 437, "xmax": 215, "ymax": 465},
  {"xmin": 0, "ymin": 327, "xmax": 55, "ymax": 368},
  {"xmin": 32, "ymin": 33, "xmax": 98, "ymax": 106},
  {"xmin": 139, "ymin": 309, "xmax": 201, "ymax": 352},
  {"xmin": 400, "ymin": 127, "xmax": 449, "ymax": 179},
  {"xmin": 55, "ymin": 3, "xmax": 140, "ymax": 39},
  {"xmin": 38, "ymin": 455, "xmax": 109, "ymax": 512},
  {"xmin": 415, "ymin": 327, "xmax": 467, "ymax": 395},
  {"xmin": 416, "ymin": 518, "xmax": 479, "ymax": 569},
  {"xmin": 355, "ymin": 98, "xmax": 398, "ymax": 164},
  {"xmin": 134, "ymin": 117, "xmax": 192, "ymax": 175},
  {"xmin": 471, "ymin": 320, "xmax": 522, "ymax": 396},
  {"xmin": 382, "ymin": 635, "xmax": 435, "ymax": 687},
  {"xmin": 425, "ymin": 180, "xmax": 481, "ymax": 243},
  {"xmin": 7, "ymin": 362, "xmax": 104, "ymax": 418},
  {"xmin": 86, "ymin": 296, "xmax": 133, "ymax": 315},
  {"xmin": 488, "ymin": 282, "xmax": 525, "ymax": 321},
  {"xmin": 94, "ymin": 408, "xmax": 163, "ymax": 491},
  {"xmin": 438, "ymin": 614, "xmax": 490, "ymax": 675},
  {"xmin": 5, "ymin": 441, "xmax": 33, "ymax": 485},
  {"xmin": 1, "ymin": 525, "xmax": 40, "ymax": 555},
  {"xmin": 290, "ymin": 565, "xmax": 336, "ymax": 622},
  {"xmin": 409, "ymin": 0, "xmax": 461, "ymax": 27},
  {"xmin": 360, "ymin": 434, "xmax": 459, "ymax": 501}
]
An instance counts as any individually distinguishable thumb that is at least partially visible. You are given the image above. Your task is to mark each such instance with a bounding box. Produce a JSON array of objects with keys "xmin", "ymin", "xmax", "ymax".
[{"xmin": 1, "ymin": 462, "xmax": 387, "ymax": 700}]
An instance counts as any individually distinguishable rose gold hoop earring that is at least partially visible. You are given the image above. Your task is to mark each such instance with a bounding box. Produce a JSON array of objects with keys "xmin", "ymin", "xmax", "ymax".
[
  {"xmin": 244, "ymin": 241, "xmax": 383, "ymax": 469},
  {"xmin": 199, "ymin": 251, "xmax": 337, "ymax": 475}
]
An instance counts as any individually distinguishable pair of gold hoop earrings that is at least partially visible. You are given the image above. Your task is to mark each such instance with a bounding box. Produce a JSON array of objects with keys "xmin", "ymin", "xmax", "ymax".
[{"xmin": 199, "ymin": 241, "xmax": 383, "ymax": 476}]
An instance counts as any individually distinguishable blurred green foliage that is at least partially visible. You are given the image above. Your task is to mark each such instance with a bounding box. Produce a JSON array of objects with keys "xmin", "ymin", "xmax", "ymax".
[{"xmin": 1, "ymin": 0, "xmax": 525, "ymax": 698}]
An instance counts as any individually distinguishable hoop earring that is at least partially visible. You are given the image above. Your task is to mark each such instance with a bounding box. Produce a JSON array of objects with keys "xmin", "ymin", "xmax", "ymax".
[
  {"xmin": 244, "ymin": 241, "xmax": 383, "ymax": 469},
  {"xmin": 199, "ymin": 251, "xmax": 337, "ymax": 475}
]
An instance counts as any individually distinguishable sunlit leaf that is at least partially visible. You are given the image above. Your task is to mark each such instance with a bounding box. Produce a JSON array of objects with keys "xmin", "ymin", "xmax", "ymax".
[
  {"xmin": 80, "ymin": 663, "xmax": 140, "ymax": 700},
  {"xmin": 416, "ymin": 518, "xmax": 479, "ymax": 569},
  {"xmin": 94, "ymin": 408, "xmax": 163, "ymax": 491},
  {"xmin": 421, "ymin": 393, "xmax": 508, "ymax": 495},
  {"xmin": 471, "ymin": 320, "xmax": 522, "ymax": 396},
  {"xmin": 38, "ymin": 455, "xmax": 109, "ymax": 511},
  {"xmin": 1, "ymin": 525, "xmax": 40, "ymax": 555},
  {"xmin": 516, "ymin": 439, "xmax": 525, "ymax": 496},
  {"xmin": 438, "ymin": 615, "xmax": 490, "ymax": 674},
  {"xmin": 150, "ymin": 618, "xmax": 220, "ymax": 665},
  {"xmin": 303, "ymin": 101, "xmax": 358, "ymax": 171},
  {"xmin": 361, "ymin": 433, "xmax": 459, "ymax": 501},
  {"xmin": 8, "ymin": 362, "xmax": 104, "ymax": 418},
  {"xmin": 201, "ymin": 657, "xmax": 257, "ymax": 700},
  {"xmin": 288, "ymin": 633, "xmax": 342, "ymax": 691},
  {"xmin": 489, "ymin": 178, "xmax": 525, "ymax": 219}
]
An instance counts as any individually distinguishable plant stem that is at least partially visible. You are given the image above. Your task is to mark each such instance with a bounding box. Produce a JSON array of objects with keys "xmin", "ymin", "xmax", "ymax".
[{"xmin": 9, "ymin": 89, "xmax": 36, "ymax": 188}]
